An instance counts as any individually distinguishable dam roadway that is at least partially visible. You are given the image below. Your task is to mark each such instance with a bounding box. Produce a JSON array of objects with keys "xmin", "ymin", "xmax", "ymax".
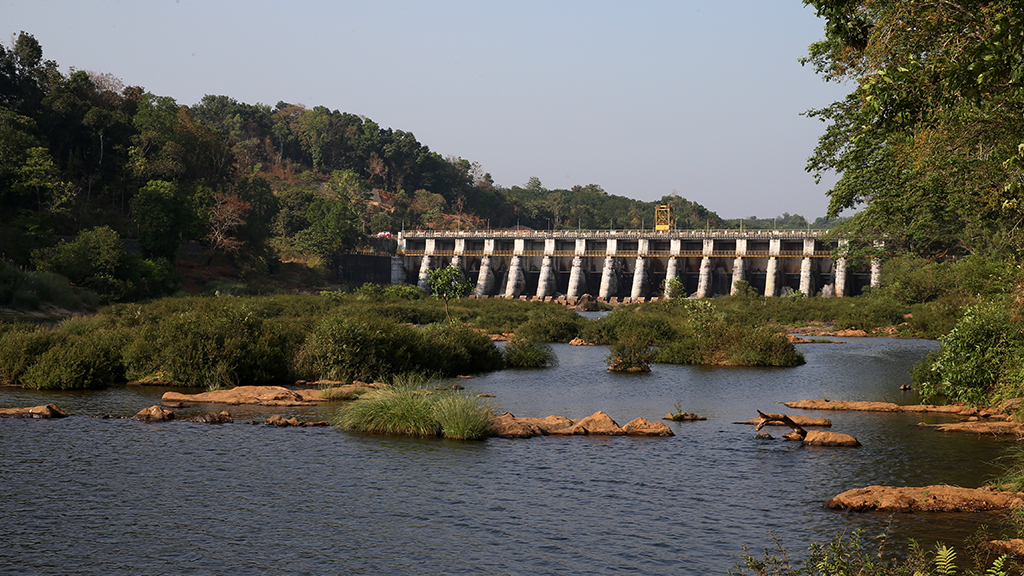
[{"xmin": 393, "ymin": 229, "xmax": 880, "ymax": 302}]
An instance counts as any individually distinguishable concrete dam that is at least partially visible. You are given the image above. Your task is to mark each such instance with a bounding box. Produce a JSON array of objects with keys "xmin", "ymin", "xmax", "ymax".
[{"xmin": 392, "ymin": 229, "xmax": 880, "ymax": 301}]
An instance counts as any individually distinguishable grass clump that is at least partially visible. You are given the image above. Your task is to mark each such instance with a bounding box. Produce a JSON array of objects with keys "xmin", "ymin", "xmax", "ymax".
[{"xmin": 336, "ymin": 387, "xmax": 493, "ymax": 440}]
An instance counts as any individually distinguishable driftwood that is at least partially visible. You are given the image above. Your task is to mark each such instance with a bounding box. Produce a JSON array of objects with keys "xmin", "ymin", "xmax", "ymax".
[{"xmin": 754, "ymin": 410, "xmax": 807, "ymax": 440}]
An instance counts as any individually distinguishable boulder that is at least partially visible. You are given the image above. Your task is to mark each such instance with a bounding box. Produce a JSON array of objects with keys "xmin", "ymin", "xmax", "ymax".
[
  {"xmin": 834, "ymin": 329, "xmax": 869, "ymax": 337},
  {"xmin": 569, "ymin": 337, "xmax": 594, "ymax": 346},
  {"xmin": 488, "ymin": 412, "xmax": 546, "ymax": 438},
  {"xmin": 134, "ymin": 405, "xmax": 174, "ymax": 423},
  {"xmin": 827, "ymin": 485, "xmax": 1024, "ymax": 512},
  {"xmin": 622, "ymin": 417, "xmax": 674, "ymax": 436},
  {"xmin": 803, "ymin": 429, "xmax": 860, "ymax": 447},
  {"xmin": 0, "ymin": 403, "xmax": 68, "ymax": 418},
  {"xmin": 568, "ymin": 411, "xmax": 625, "ymax": 435},
  {"xmin": 987, "ymin": 539, "xmax": 1024, "ymax": 556},
  {"xmin": 518, "ymin": 415, "xmax": 576, "ymax": 435}
]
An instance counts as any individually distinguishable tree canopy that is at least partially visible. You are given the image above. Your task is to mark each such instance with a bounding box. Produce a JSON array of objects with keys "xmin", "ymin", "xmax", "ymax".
[{"xmin": 803, "ymin": 0, "xmax": 1024, "ymax": 258}]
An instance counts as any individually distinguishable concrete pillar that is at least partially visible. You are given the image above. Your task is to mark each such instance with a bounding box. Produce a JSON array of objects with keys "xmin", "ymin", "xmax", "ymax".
[
  {"xmin": 599, "ymin": 256, "xmax": 617, "ymax": 300},
  {"xmin": 834, "ymin": 257, "xmax": 847, "ymax": 298},
  {"xmin": 799, "ymin": 257, "xmax": 812, "ymax": 296},
  {"xmin": 536, "ymin": 255, "xmax": 555, "ymax": 300},
  {"xmin": 390, "ymin": 256, "xmax": 405, "ymax": 285},
  {"xmin": 475, "ymin": 256, "xmax": 492, "ymax": 296},
  {"xmin": 417, "ymin": 255, "xmax": 431, "ymax": 291},
  {"xmin": 730, "ymin": 256, "xmax": 745, "ymax": 295},
  {"xmin": 834, "ymin": 240, "xmax": 848, "ymax": 298},
  {"xmin": 630, "ymin": 256, "xmax": 646, "ymax": 302},
  {"xmin": 696, "ymin": 256, "xmax": 712, "ymax": 299},
  {"xmin": 870, "ymin": 240, "xmax": 884, "ymax": 288},
  {"xmin": 765, "ymin": 256, "xmax": 778, "ymax": 297},
  {"xmin": 566, "ymin": 256, "xmax": 584, "ymax": 300},
  {"xmin": 870, "ymin": 257, "xmax": 882, "ymax": 289},
  {"xmin": 664, "ymin": 257, "xmax": 679, "ymax": 298},
  {"xmin": 504, "ymin": 255, "xmax": 524, "ymax": 298}
]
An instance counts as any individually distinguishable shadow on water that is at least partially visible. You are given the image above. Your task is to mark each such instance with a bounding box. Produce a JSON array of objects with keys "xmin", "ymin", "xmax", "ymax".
[{"xmin": 0, "ymin": 337, "xmax": 1017, "ymax": 575}]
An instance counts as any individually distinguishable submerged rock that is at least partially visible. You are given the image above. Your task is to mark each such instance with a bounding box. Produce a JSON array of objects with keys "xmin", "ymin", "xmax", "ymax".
[
  {"xmin": 265, "ymin": 414, "xmax": 330, "ymax": 427},
  {"xmin": 0, "ymin": 404, "xmax": 68, "ymax": 418},
  {"xmin": 134, "ymin": 405, "xmax": 174, "ymax": 423},
  {"xmin": 185, "ymin": 410, "xmax": 233, "ymax": 424},
  {"xmin": 828, "ymin": 485, "xmax": 1024, "ymax": 512}
]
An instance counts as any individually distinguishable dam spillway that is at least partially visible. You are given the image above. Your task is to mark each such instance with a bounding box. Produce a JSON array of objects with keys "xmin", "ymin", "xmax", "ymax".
[{"xmin": 393, "ymin": 229, "xmax": 879, "ymax": 301}]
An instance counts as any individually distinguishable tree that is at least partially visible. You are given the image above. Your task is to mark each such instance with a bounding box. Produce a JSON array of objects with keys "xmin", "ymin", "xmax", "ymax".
[
  {"xmin": 133, "ymin": 180, "xmax": 193, "ymax": 260},
  {"xmin": 802, "ymin": 1, "xmax": 1024, "ymax": 258},
  {"xmin": 427, "ymin": 264, "xmax": 473, "ymax": 324}
]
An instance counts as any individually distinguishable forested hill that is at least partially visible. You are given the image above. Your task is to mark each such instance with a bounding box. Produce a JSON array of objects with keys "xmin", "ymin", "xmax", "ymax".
[{"xmin": 0, "ymin": 31, "xmax": 826, "ymax": 302}]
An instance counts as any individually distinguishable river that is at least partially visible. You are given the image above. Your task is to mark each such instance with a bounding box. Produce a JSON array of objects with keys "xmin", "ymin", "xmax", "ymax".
[{"xmin": 0, "ymin": 337, "xmax": 1015, "ymax": 575}]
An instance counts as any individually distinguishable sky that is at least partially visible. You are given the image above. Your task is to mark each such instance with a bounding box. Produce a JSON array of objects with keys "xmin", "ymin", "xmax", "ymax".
[{"xmin": 3, "ymin": 1, "xmax": 852, "ymax": 220}]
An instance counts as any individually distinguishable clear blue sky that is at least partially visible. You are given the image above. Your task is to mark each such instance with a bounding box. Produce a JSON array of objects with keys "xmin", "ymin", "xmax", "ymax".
[{"xmin": 4, "ymin": 1, "xmax": 851, "ymax": 220}]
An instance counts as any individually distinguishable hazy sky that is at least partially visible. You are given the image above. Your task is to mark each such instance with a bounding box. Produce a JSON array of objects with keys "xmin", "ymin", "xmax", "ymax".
[{"xmin": 4, "ymin": 1, "xmax": 851, "ymax": 220}]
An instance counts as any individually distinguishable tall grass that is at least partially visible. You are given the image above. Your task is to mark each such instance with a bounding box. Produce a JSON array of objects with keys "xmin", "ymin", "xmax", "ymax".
[
  {"xmin": 336, "ymin": 387, "xmax": 492, "ymax": 440},
  {"xmin": 503, "ymin": 336, "xmax": 558, "ymax": 368}
]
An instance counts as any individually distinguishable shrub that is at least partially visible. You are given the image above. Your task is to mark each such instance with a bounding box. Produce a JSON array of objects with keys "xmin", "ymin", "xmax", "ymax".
[
  {"xmin": 0, "ymin": 325, "xmax": 63, "ymax": 385},
  {"xmin": 294, "ymin": 312, "xmax": 422, "ymax": 383},
  {"xmin": 914, "ymin": 301, "xmax": 1024, "ymax": 406},
  {"xmin": 417, "ymin": 323, "xmax": 505, "ymax": 376},
  {"xmin": 21, "ymin": 327, "xmax": 128, "ymax": 390},
  {"xmin": 515, "ymin": 306, "xmax": 585, "ymax": 342},
  {"xmin": 503, "ymin": 336, "xmax": 557, "ymax": 368}
]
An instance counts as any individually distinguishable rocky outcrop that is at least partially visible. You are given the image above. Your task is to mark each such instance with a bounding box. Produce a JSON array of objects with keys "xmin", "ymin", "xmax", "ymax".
[
  {"xmin": 0, "ymin": 403, "xmax": 68, "ymax": 418},
  {"xmin": 488, "ymin": 411, "xmax": 674, "ymax": 438},
  {"xmin": 162, "ymin": 385, "xmax": 328, "ymax": 406},
  {"xmin": 803, "ymin": 429, "xmax": 860, "ymax": 447},
  {"xmin": 827, "ymin": 485, "xmax": 1024, "ymax": 512},
  {"xmin": 917, "ymin": 420, "xmax": 1024, "ymax": 435},
  {"xmin": 622, "ymin": 417, "xmax": 674, "ymax": 436},
  {"xmin": 134, "ymin": 405, "xmax": 174, "ymax": 422},
  {"xmin": 265, "ymin": 414, "xmax": 330, "ymax": 427},
  {"xmin": 569, "ymin": 337, "xmax": 594, "ymax": 346},
  {"xmin": 785, "ymin": 399, "xmax": 983, "ymax": 415},
  {"xmin": 987, "ymin": 539, "xmax": 1024, "ymax": 557}
]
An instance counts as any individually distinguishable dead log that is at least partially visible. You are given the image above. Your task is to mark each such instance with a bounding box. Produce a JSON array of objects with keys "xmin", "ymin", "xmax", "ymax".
[{"xmin": 755, "ymin": 410, "xmax": 807, "ymax": 440}]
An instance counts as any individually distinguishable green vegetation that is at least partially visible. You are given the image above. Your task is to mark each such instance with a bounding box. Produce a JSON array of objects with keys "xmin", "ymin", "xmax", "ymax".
[
  {"xmin": 732, "ymin": 529, "xmax": 1011, "ymax": 576},
  {"xmin": 502, "ymin": 336, "xmax": 557, "ymax": 369},
  {"xmin": 335, "ymin": 385, "xmax": 493, "ymax": 440}
]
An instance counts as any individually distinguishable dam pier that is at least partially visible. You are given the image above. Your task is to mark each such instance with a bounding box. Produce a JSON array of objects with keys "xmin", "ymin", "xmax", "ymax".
[{"xmin": 393, "ymin": 229, "xmax": 879, "ymax": 301}]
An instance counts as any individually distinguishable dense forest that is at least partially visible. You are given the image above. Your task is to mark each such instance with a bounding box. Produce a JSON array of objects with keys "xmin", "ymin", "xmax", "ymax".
[{"xmin": 0, "ymin": 31, "xmax": 836, "ymax": 303}]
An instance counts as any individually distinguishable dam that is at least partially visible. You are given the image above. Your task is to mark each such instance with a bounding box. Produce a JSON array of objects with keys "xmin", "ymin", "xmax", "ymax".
[{"xmin": 392, "ymin": 229, "xmax": 880, "ymax": 301}]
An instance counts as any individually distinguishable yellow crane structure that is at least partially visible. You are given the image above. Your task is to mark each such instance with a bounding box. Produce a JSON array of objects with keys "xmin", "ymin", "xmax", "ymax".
[{"xmin": 654, "ymin": 204, "xmax": 672, "ymax": 231}]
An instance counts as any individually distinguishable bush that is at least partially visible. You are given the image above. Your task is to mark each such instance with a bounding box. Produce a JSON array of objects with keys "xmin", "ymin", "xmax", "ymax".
[
  {"xmin": 515, "ymin": 306, "xmax": 585, "ymax": 342},
  {"xmin": 913, "ymin": 301, "xmax": 1024, "ymax": 406},
  {"xmin": 417, "ymin": 323, "xmax": 505, "ymax": 376},
  {"xmin": 21, "ymin": 327, "xmax": 128, "ymax": 389},
  {"xmin": 503, "ymin": 336, "xmax": 557, "ymax": 368},
  {"xmin": 0, "ymin": 325, "xmax": 63, "ymax": 385},
  {"xmin": 294, "ymin": 313, "xmax": 423, "ymax": 383}
]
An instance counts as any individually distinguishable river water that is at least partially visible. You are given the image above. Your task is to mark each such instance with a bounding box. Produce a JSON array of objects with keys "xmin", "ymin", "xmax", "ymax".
[{"xmin": 0, "ymin": 337, "xmax": 1016, "ymax": 575}]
